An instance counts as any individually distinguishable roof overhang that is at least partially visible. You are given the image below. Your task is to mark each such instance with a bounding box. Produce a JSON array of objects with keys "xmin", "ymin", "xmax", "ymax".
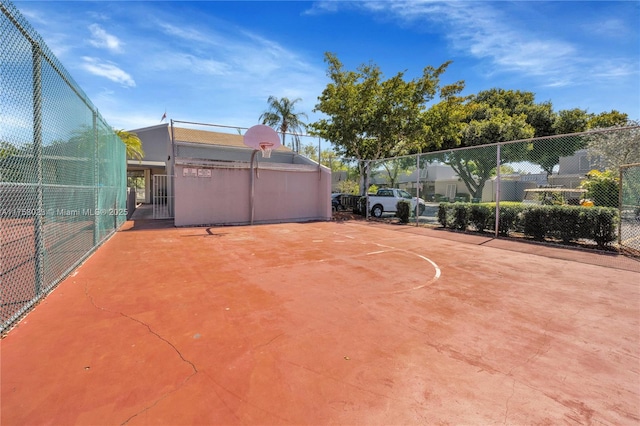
[{"xmin": 127, "ymin": 160, "xmax": 166, "ymax": 167}]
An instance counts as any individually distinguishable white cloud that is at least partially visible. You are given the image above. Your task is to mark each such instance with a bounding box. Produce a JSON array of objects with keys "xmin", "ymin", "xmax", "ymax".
[
  {"xmin": 148, "ymin": 16, "xmax": 324, "ymax": 99},
  {"xmin": 88, "ymin": 24, "xmax": 122, "ymax": 53},
  {"xmin": 588, "ymin": 18, "xmax": 629, "ymax": 38},
  {"xmin": 157, "ymin": 22, "xmax": 223, "ymax": 46},
  {"xmin": 303, "ymin": 0, "xmax": 341, "ymax": 15},
  {"xmin": 590, "ymin": 60, "xmax": 637, "ymax": 78},
  {"xmin": 156, "ymin": 53, "xmax": 231, "ymax": 76},
  {"xmin": 322, "ymin": 0, "xmax": 637, "ymax": 89},
  {"xmin": 394, "ymin": 2, "xmax": 580, "ymax": 78},
  {"xmin": 81, "ymin": 57, "xmax": 135, "ymax": 87}
]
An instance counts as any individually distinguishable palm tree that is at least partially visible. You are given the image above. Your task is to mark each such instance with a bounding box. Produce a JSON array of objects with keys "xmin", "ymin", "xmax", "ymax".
[
  {"xmin": 259, "ymin": 96, "xmax": 308, "ymax": 152},
  {"xmin": 115, "ymin": 129, "xmax": 144, "ymax": 161}
]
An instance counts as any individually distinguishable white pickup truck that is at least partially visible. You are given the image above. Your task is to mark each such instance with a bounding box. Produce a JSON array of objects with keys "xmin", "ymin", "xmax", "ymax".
[{"xmin": 367, "ymin": 188, "xmax": 426, "ymax": 218}]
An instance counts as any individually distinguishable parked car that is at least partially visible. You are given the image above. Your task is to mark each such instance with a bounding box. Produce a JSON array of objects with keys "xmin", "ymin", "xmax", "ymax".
[
  {"xmin": 332, "ymin": 193, "xmax": 345, "ymax": 212},
  {"xmin": 367, "ymin": 188, "xmax": 426, "ymax": 218}
]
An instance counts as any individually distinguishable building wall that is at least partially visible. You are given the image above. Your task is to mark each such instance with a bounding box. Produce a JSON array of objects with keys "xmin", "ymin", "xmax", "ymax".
[
  {"xmin": 481, "ymin": 179, "xmax": 538, "ymax": 202},
  {"xmin": 434, "ymin": 179, "xmax": 469, "ymax": 201},
  {"xmin": 132, "ymin": 124, "xmax": 171, "ymax": 163},
  {"xmin": 558, "ymin": 149, "xmax": 597, "ymax": 176},
  {"xmin": 126, "ymin": 124, "xmax": 171, "ymax": 203},
  {"xmin": 174, "ymin": 164, "xmax": 331, "ymax": 226}
]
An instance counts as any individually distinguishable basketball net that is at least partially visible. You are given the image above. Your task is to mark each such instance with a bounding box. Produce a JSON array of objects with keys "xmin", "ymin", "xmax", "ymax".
[{"xmin": 259, "ymin": 142, "xmax": 274, "ymax": 159}]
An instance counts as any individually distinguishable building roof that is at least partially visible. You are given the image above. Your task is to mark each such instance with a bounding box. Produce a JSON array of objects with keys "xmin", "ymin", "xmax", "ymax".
[{"xmin": 172, "ymin": 127, "xmax": 290, "ymax": 152}]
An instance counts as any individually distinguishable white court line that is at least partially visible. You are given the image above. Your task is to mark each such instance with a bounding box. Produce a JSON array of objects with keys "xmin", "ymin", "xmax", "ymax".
[
  {"xmin": 331, "ymin": 231, "xmax": 442, "ymax": 293},
  {"xmin": 375, "ymin": 240, "xmax": 442, "ymax": 290}
]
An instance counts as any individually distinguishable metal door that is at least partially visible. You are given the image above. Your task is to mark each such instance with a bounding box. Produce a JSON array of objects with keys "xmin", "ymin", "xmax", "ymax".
[{"xmin": 152, "ymin": 175, "xmax": 173, "ymax": 219}]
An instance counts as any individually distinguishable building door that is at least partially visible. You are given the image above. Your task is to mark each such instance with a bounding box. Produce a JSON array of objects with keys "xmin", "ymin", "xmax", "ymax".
[
  {"xmin": 446, "ymin": 184, "xmax": 457, "ymax": 202},
  {"xmin": 152, "ymin": 175, "xmax": 173, "ymax": 219}
]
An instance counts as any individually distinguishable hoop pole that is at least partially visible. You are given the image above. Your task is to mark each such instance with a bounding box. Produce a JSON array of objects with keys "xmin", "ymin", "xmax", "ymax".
[{"xmin": 250, "ymin": 150, "xmax": 258, "ymax": 225}]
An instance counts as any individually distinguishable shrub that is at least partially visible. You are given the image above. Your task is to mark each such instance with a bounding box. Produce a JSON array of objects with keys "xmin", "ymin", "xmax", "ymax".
[
  {"xmin": 396, "ymin": 200, "xmax": 411, "ymax": 223},
  {"xmin": 446, "ymin": 203, "xmax": 468, "ymax": 230},
  {"xmin": 583, "ymin": 207, "xmax": 619, "ymax": 248},
  {"xmin": 488, "ymin": 204, "xmax": 525, "ymax": 236},
  {"xmin": 437, "ymin": 203, "xmax": 447, "ymax": 227},
  {"xmin": 436, "ymin": 203, "xmax": 618, "ymax": 248},
  {"xmin": 468, "ymin": 204, "xmax": 492, "ymax": 232},
  {"xmin": 581, "ymin": 170, "xmax": 619, "ymax": 207},
  {"xmin": 522, "ymin": 207, "xmax": 548, "ymax": 240},
  {"xmin": 546, "ymin": 206, "xmax": 584, "ymax": 243},
  {"xmin": 455, "ymin": 193, "xmax": 470, "ymax": 202}
]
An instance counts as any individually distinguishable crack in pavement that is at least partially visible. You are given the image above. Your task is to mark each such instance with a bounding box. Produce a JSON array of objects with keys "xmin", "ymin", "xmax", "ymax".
[
  {"xmin": 83, "ymin": 282, "xmax": 198, "ymax": 425},
  {"xmin": 503, "ymin": 378, "xmax": 517, "ymax": 425}
]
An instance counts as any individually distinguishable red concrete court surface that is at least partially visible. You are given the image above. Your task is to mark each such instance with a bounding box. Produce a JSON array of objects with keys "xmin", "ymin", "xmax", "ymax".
[{"xmin": 1, "ymin": 218, "xmax": 639, "ymax": 425}]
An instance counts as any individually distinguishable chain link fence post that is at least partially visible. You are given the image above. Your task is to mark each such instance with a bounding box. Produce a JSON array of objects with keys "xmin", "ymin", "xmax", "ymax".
[{"xmin": 32, "ymin": 43, "xmax": 45, "ymax": 295}]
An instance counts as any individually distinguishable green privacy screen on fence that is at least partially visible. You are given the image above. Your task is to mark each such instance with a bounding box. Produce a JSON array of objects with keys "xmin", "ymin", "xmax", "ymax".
[{"xmin": 1, "ymin": 0, "xmax": 127, "ymax": 333}]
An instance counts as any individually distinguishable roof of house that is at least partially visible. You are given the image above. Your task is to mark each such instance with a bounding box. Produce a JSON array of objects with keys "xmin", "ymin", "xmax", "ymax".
[{"xmin": 172, "ymin": 127, "xmax": 290, "ymax": 152}]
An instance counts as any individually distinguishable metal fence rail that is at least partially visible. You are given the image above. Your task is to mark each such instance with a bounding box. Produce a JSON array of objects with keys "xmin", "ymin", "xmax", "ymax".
[{"xmin": 1, "ymin": 1, "xmax": 127, "ymax": 333}]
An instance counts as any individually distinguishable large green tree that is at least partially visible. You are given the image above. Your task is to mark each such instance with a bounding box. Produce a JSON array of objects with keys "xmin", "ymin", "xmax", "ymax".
[
  {"xmin": 424, "ymin": 89, "xmax": 536, "ymax": 199},
  {"xmin": 586, "ymin": 119, "xmax": 640, "ymax": 174},
  {"xmin": 586, "ymin": 110, "xmax": 628, "ymax": 130},
  {"xmin": 425, "ymin": 88, "xmax": 630, "ymax": 198},
  {"xmin": 301, "ymin": 144, "xmax": 349, "ymax": 171},
  {"xmin": 525, "ymin": 108, "xmax": 591, "ymax": 176},
  {"xmin": 311, "ymin": 52, "xmax": 457, "ymax": 194},
  {"xmin": 259, "ymin": 96, "xmax": 308, "ymax": 152},
  {"xmin": 527, "ymin": 109, "xmax": 628, "ymax": 176}
]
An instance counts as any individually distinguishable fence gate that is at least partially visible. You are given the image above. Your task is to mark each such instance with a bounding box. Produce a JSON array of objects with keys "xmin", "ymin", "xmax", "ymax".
[
  {"xmin": 152, "ymin": 175, "xmax": 173, "ymax": 219},
  {"xmin": 619, "ymin": 163, "xmax": 640, "ymax": 252}
]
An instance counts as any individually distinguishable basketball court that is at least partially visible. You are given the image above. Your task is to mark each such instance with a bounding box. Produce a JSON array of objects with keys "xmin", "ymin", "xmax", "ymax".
[{"xmin": 1, "ymin": 217, "xmax": 639, "ymax": 425}]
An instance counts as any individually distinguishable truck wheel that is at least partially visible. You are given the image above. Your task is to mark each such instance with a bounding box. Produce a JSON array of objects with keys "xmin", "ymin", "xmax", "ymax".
[{"xmin": 371, "ymin": 204, "xmax": 383, "ymax": 218}]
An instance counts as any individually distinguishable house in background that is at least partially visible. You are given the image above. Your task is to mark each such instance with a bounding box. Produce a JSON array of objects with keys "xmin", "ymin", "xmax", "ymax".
[
  {"xmin": 127, "ymin": 123, "xmax": 331, "ymax": 226},
  {"xmin": 548, "ymin": 149, "xmax": 600, "ymax": 188},
  {"xmin": 369, "ymin": 162, "xmax": 459, "ymax": 200},
  {"xmin": 369, "ymin": 160, "xmax": 552, "ymax": 203},
  {"xmin": 127, "ymin": 124, "xmax": 171, "ymax": 204},
  {"xmin": 230, "ymin": 145, "xmax": 598, "ymax": 207}
]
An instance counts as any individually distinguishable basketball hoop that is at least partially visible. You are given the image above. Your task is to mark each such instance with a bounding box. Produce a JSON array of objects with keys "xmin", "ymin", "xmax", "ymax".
[{"xmin": 259, "ymin": 142, "xmax": 274, "ymax": 159}]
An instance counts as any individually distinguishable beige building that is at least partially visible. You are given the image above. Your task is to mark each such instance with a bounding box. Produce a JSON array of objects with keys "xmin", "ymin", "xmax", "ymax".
[{"xmin": 127, "ymin": 123, "xmax": 331, "ymax": 226}]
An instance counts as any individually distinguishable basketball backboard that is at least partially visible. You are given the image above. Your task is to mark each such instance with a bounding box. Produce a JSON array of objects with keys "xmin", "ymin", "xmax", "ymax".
[{"xmin": 243, "ymin": 125, "xmax": 281, "ymax": 158}]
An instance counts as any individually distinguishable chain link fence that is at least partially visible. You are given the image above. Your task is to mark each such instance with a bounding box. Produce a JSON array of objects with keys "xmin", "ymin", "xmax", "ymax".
[
  {"xmin": 335, "ymin": 126, "xmax": 639, "ymax": 253},
  {"xmin": 620, "ymin": 163, "xmax": 640, "ymax": 253},
  {"xmin": 1, "ymin": 1, "xmax": 127, "ymax": 333}
]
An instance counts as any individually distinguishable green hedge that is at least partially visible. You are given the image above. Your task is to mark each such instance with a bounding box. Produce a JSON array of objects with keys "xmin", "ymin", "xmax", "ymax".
[
  {"xmin": 396, "ymin": 200, "xmax": 411, "ymax": 223},
  {"xmin": 437, "ymin": 203, "xmax": 619, "ymax": 248}
]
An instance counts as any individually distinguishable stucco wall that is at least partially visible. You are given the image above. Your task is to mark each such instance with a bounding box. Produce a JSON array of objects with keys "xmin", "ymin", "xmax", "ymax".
[
  {"xmin": 174, "ymin": 163, "xmax": 331, "ymax": 226},
  {"xmin": 132, "ymin": 124, "xmax": 171, "ymax": 163}
]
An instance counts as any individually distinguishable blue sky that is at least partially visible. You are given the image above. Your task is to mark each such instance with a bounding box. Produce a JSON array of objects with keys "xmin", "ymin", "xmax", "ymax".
[{"xmin": 14, "ymin": 0, "xmax": 640, "ymax": 137}]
